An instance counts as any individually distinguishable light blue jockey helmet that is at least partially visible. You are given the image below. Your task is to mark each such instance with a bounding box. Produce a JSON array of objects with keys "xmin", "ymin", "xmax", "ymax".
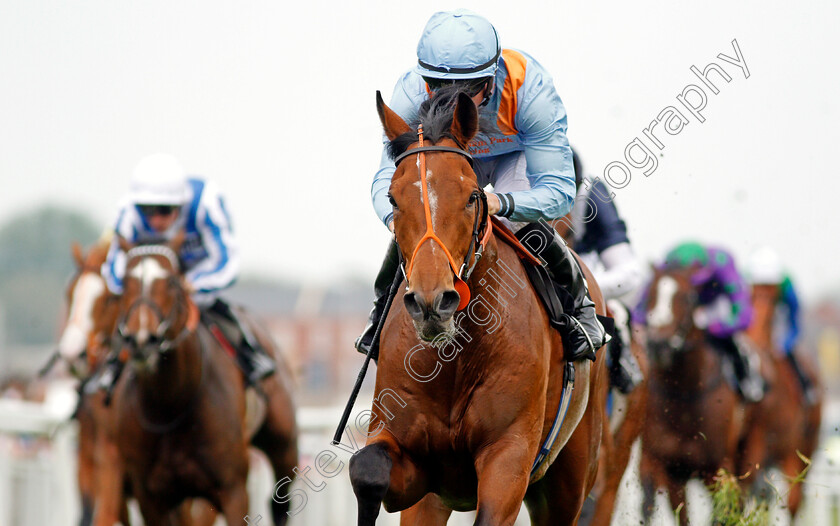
[{"xmin": 415, "ymin": 9, "xmax": 501, "ymax": 80}]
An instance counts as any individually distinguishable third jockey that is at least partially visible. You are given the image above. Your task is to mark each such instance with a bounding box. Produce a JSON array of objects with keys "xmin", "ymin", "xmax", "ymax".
[
  {"xmin": 357, "ymin": 8, "xmax": 606, "ymax": 361},
  {"xmin": 746, "ymin": 247, "xmax": 818, "ymax": 405}
]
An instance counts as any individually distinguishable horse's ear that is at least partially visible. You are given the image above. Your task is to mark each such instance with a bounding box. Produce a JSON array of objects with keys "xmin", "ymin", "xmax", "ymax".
[
  {"xmin": 71, "ymin": 242, "xmax": 84, "ymax": 269},
  {"xmin": 376, "ymin": 91, "xmax": 411, "ymax": 141},
  {"xmin": 450, "ymin": 92, "xmax": 479, "ymax": 147},
  {"xmin": 117, "ymin": 235, "xmax": 134, "ymax": 253},
  {"xmin": 169, "ymin": 229, "xmax": 186, "ymax": 253}
]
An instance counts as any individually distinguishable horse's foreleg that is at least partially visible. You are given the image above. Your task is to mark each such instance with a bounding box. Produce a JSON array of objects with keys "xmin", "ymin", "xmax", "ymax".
[
  {"xmin": 665, "ymin": 478, "xmax": 688, "ymax": 526},
  {"xmin": 639, "ymin": 452, "xmax": 659, "ymax": 525},
  {"xmin": 400, "ymin": 494, "xmax": 453, "ymax": 526},
  {"xmin": 219, "ymin": 483, "xmax": 250, "ymax": 526},
  {"xmin": 91, "ymin": 439, "xmax": 124, "ymax": 526},
  {"xmin": 472, "ymin": 441, "xmax": 532, "ymax": 526},
  {"xmin": 350, "ymin": 442, "xmax": 394, "ymax": 526}
]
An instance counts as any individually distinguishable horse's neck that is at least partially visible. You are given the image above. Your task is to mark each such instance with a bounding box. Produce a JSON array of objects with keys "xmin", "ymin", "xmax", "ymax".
[
  {"xmin": 746, "ymin": 295, "xmax": 775, "ymax": 349},
  {"xmin": 136, "ymin": 335, "xmax": 203, "ymax": 414},
  {"xmin": 671, "ymin": 344, "xmax": 715, "ymax": 386}
]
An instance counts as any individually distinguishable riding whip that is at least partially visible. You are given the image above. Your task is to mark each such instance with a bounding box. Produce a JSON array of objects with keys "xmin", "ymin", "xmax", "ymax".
[{"xmin": 332, "ymin": 252, "xmax": 404, "ymax": 446}]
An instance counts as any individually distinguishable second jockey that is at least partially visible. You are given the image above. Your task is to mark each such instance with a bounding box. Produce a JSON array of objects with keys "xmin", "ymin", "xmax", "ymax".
[
  {"xmin": 569, "ymin": 149, "xmax": 644, "ymax": 393},
  {"xmin": 101, "ymin": 153, "xmax": 275, "ymax": 386},
  {"xmin": 357, "ymin": 9, "xmax": 607, "ymax": 360}
]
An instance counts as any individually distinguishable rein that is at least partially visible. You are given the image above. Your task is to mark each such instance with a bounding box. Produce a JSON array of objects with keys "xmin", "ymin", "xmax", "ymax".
[{"xmin": 398, "ymin": 124, "xmax": 493, "ymax": 310}]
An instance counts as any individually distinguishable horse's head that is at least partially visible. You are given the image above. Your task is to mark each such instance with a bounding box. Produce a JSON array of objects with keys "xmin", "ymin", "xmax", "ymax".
[
  {"xmin": 377, "ymin": 87, "xmax": 491, "ymax": 341},
  {"xmin": 116, "ymin": 232, "xmax": 195, "ymax": 370},
  {"xmin": 643, "ymin": 265, "xmax": 703, "ymax": 362},
  {"xmin": 58, "ymin": 241, "xmax": 117, "ymax": 374}
]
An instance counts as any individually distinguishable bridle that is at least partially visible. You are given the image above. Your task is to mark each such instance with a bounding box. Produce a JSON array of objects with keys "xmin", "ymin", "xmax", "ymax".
[
  {"xmin": 393, "ymin": 124, "xmax": 493, "ymax": 310},
  {"xmin": 116, "ymin": 246, "xmax": 199, "ymax": 358}
]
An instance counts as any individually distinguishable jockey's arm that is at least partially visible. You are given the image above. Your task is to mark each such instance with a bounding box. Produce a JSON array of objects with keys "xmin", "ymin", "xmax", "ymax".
[
  {"xmin": 372, "ymin": 72, "xmax": 426, "ymax": 228},
  {"xmin": 184, "ymin": 183, "xmax": 240, "ymax": 303},
  {"xmin": 781, "ymin": 275, "xmax": 800, "ymax": 354},
  {"xmin": 497, "ymin": 65, "xmax": 575, "ymax": 223},
  {"xmin": 101, "ymin": 203, "xmax": 141, "ymax": 294},
  {"xmin": 707, "ymin": 250, "xmax": 753, "ymax": 337}
]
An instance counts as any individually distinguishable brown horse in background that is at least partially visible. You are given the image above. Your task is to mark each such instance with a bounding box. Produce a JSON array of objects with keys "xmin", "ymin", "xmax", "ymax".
[
  {"xmin": 584, "ymin": 304, "xmax": 649, "ymax": 526},
  {"xmin": 559, "ymin": 222, "xmax": 649, "ymax": 526},
  {"xmin": 638, "ymin": 265, "xmax": 749, "ymax": 526},
  {"xmin": 348, "ymin": 90, "xmax": 609, "ymax": 525},
  {"xmin": 58, "ymin": 240, "xmax": 126, "ymax": 526},
  {"xmin": 61, "ymin": 241, "xmax": 220, "ymax": 526},
  {"xmin": 740, "ymin": 283, "xmax": 822, "ymax": 518},
  {"xmin": 93, "ymin": 236, "xmax": 298, "ymax": 525}
]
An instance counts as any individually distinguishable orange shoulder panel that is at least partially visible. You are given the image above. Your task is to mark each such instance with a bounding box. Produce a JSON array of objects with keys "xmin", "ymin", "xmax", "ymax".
[{"xmin": 497, "ymin": 49, "xmax": 528, "ymax": 136}]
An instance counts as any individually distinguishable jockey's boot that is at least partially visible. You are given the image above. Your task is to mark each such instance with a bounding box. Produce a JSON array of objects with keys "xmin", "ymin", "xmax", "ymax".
[
  {"xmin": 727, "ymin": 336, "xmax": 765, "ymax": 403},
  {"xmin": 96, "ymin": 352, "xmax": 126, "ymax": 404},
  {"xmin": 532, "ymin": 223, "xmax": 607, "ymax": 360},
  {"xmin": 607, "ymin": 302, "xmax": 643, "ymax": 393},
  {"xmin": 786, "ymin": 351, "xmax": 818, "ymax": 405},
  {"xmin": 355, "ymin": 239, "xmax": 401, "ymax": 362},
  {"xmin": 608, "ymin": 331, "xmax": 643, "ymax": 395},
  {"xmin": 207, "ymin": 299, "xmax": 275, "ymax": 386}
]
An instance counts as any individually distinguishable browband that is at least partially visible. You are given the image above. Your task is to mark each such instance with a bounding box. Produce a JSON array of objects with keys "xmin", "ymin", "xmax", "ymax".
[{"xmin": 394, "ymin": 146, "xmax": 473, "ymax": 167}]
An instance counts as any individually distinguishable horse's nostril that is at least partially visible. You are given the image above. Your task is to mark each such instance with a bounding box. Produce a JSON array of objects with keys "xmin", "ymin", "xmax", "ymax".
[
  {"xmin": 403, "ymin": 292, "xmax": 426, "ymax": 321},
  {"xmin": 435, "ymin": 290, "xmax": 460, "ymax": 318}
]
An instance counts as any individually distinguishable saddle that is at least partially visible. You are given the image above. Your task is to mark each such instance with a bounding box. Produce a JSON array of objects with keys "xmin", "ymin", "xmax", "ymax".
[{"xmin": 491, "ymin": 218, "xmax": 614, "ymax": 362}]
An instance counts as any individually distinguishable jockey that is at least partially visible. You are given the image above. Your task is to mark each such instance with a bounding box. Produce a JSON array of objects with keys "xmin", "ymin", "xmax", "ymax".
[
  {"xmin": 569, "ymin": 149, "xmax": 643, "ymax": 393},
  {"xmin": 746, "ymin": 247, "xmax": 817, "ymax": 404},
  {"xmin": 357, "ymin": 9, "xmax": 607, "ymax": 360},
  {"xmin": 637, "ymin": 241, "xmax": 765, "ymax": 402},
  {"xmin": 101, "ymin": 153, "xmax": 275, "ymax": 385}
]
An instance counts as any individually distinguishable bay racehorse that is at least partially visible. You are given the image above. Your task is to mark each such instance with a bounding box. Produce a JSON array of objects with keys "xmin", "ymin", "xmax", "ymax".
[
  {"xmin": 60, "ymin": 240, "xmax": 219, "ymax": 526},
  {"xmin": 348, "ymin": 89, "xmax": 609, "ymax": 525},
  {"xmin": 740, "ymin": 282, "xmax": 822, "ymax": 518},
  {"xmin": 94, "ymin": 234, "xmax": 298, "ymax": 525},
  {"xmin": 638, "ymin": 264, "xmax": 749, "ymax": 525}
]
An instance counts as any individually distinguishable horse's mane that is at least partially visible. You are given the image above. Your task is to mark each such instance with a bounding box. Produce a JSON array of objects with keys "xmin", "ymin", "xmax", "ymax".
[{"xmin": 386, "ymin": 85, "xmax": 497, "ymax": 161}]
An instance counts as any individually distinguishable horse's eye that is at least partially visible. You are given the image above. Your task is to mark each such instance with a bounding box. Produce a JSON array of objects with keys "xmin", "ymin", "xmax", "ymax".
[
  {"xmin": 467, "ymin": 192, "xmax": 479, "ymax": 206},
  {"xmin": 388, "ymin": 194, "xmax": 398, "ymax": 209}
]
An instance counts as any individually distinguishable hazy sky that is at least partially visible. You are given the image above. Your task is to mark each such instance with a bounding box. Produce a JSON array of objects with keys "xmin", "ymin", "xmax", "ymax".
[{"xmin": 1, "ymin": 1, "xmax": 838, "ymax": 301}]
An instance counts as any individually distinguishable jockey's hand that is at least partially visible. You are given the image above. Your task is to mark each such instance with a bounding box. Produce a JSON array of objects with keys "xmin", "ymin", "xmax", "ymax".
[
  {"xmin": 388, "ymin": 220, "xmax": 395, "ymax": 234},
  {"xmin": 693, "ymin": 307, "xmax": 710, "ymax": 329},
  {"xmin": 487, "ymin": 193, "xmax": 501, "ymax": 215}
]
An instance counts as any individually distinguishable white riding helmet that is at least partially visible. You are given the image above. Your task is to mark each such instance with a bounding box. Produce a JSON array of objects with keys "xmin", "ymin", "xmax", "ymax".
[
  {"xmin": 128, "ymin": 153, "xmax": 188, "ymax": 206},
  {"xmin": 746, "ymin": 246, "xmax": 784, "ymax": 285},
  {"xmin": 415, "ymin": 9, "xmax": 501, "ymax": 81}
]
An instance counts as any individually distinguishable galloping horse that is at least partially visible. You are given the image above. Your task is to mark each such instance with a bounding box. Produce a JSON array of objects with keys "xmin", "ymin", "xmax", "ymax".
[
  {"xmin": 638, "ymin": 264, "xmax": 748, "ymax": 525},
  {"xmin": 583, "ymin": 306, "xmax": 649, "ymax": 526},
  {"xmin": 61, "ymin": 241, "xmax": 218, "ymax": 526},
  {"xmin": 348, "ymin": 90, "xmax": 609, "ymax": 525},
  {"xmin": 558, "ymin": 228, "xmax": 649, "ymax": 526},
  {"xmin": 58, "ymin": 240, "xmax": 125, "ymax": 526},
  {"xmin": 740, "ymin": 283, "xmax": 822, "ymax": 518},
  {"xmin": 94, "ymin": 234, "xmax": 298, "ymax": 525}
]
